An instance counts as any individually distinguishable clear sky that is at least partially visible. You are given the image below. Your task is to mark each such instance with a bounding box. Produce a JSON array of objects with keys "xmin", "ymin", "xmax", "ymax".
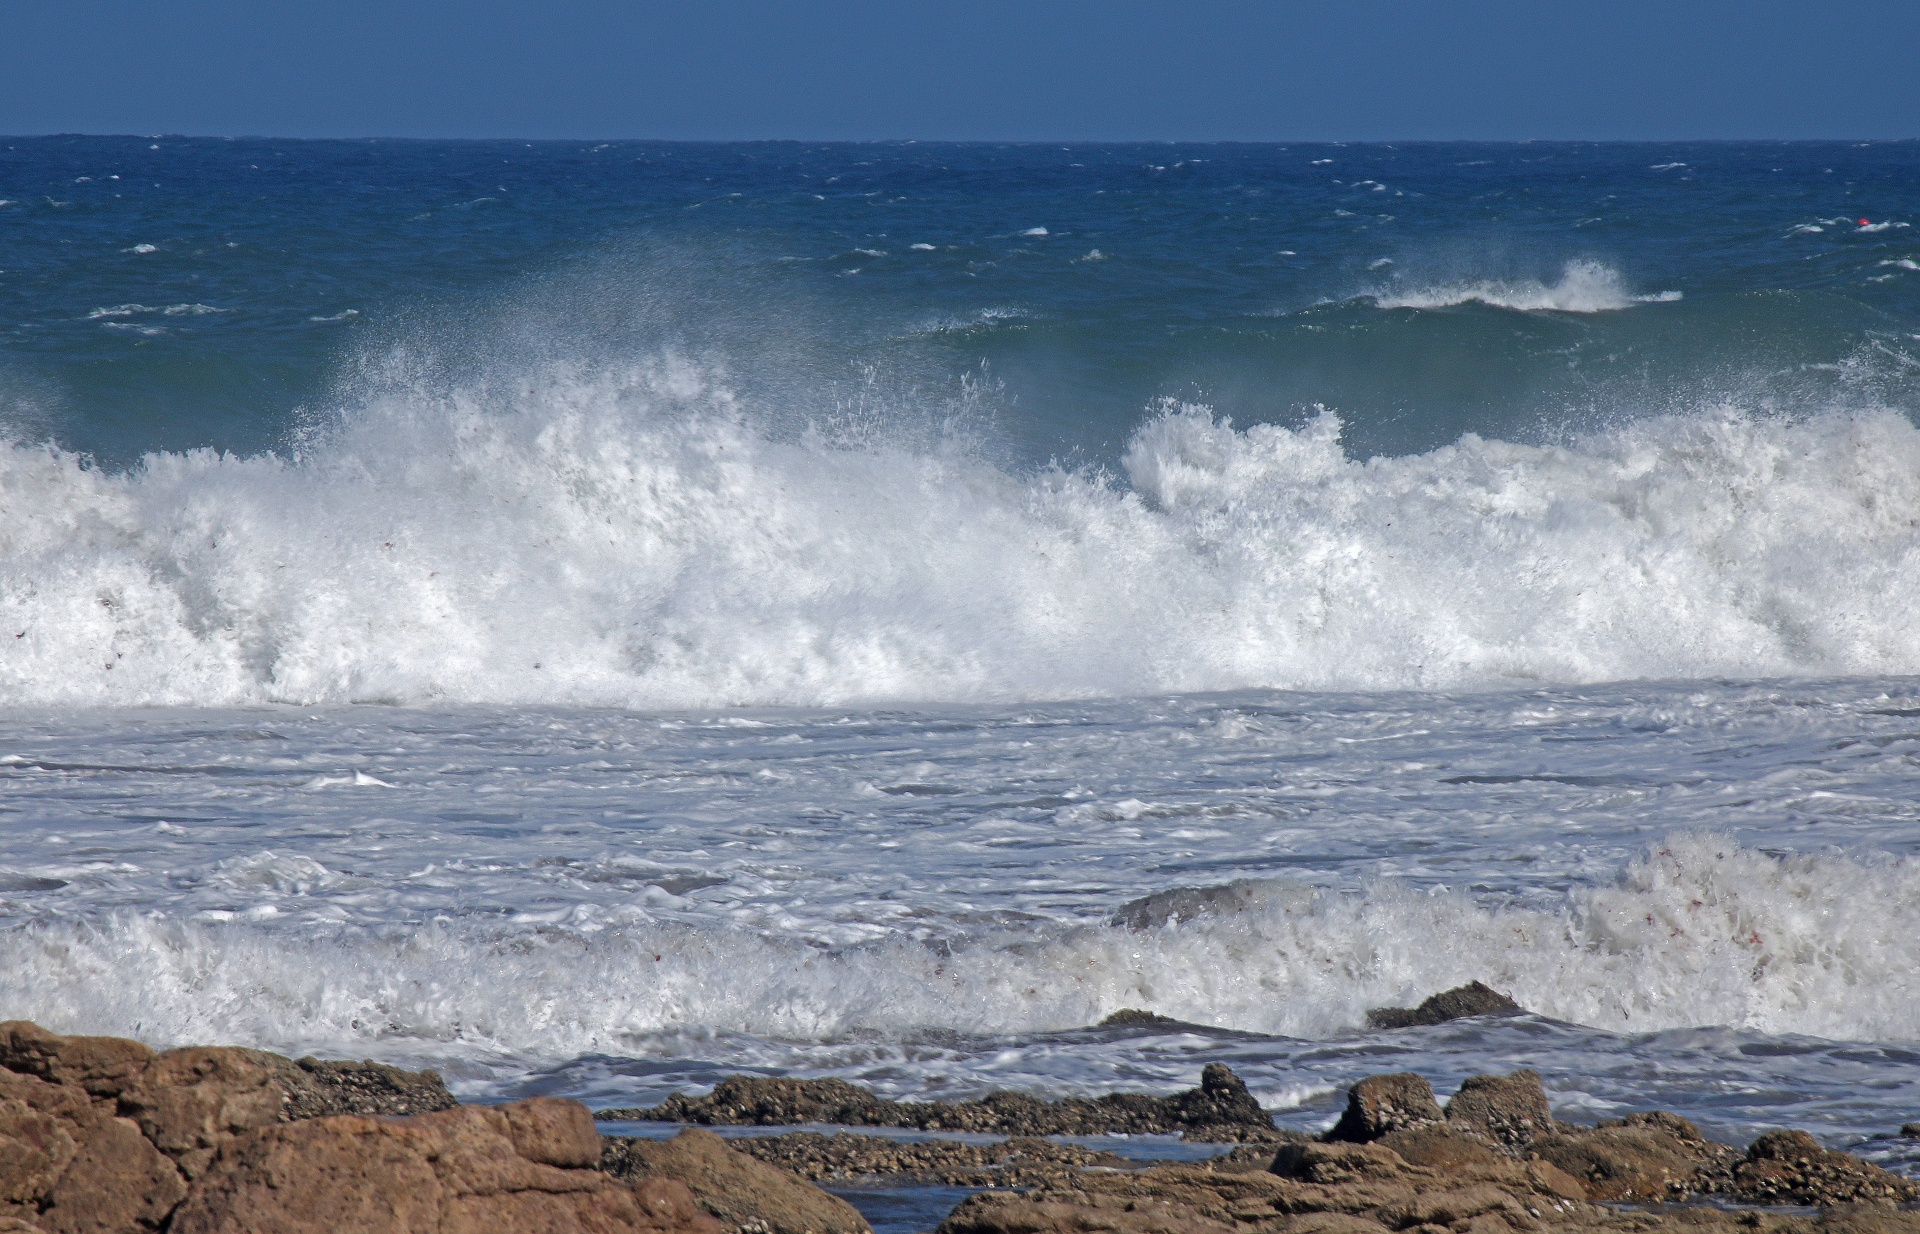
[{"xmin": 3, "ymin": 0, "xmax": 1917, "ymax": 142}]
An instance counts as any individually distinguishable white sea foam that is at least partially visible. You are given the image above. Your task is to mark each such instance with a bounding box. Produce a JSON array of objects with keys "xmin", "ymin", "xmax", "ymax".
[
  {"xmin": 1, "ymin": 355, "xmax": 1918, "ymax": 708},
  {"xmin": 1369, "ymin": 260, "xmax": 1679, "ymax": 312},
  {"xmin": 0, "ymin": 837, "xmax": 1914, "ymax": 1063}
]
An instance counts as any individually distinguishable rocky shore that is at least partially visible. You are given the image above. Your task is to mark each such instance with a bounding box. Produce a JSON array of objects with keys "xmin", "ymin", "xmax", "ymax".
[{"xmin": 4, "ymin": 1011, "xmax": 1920, "ymax": 1234}]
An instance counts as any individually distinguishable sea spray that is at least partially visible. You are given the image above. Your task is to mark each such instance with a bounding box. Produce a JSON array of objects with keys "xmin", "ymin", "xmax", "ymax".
[
  {"xmin": 3, "ymin": 356, "xmax": 1919, "ymax": 707},
  {"xmin": 2, "ymin": 837, "xmax": 1915, "ymax": 1063}
]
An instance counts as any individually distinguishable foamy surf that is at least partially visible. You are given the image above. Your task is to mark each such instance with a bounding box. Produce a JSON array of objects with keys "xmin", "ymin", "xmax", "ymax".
[
  {"xmin": 2, "ymin": 356, "xmax": 1918, "ymax": 708},
  {"xmin": 0, "ymin": 837, "xmax": 1914, "ymax": 1064},
  {"xmin": 1369, "ymin": 259, "xmax": 1681, "ymax": 312}
]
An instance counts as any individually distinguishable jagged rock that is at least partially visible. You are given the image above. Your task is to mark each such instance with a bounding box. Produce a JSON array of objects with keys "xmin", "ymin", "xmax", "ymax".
[
  {"xmin": 1323, "ymin": 1073, "xmax": 1442, "ymax": 1143},
  {"xmin": 0, "ymin": 1020, "xmax": 453, "ymax": 1136},
  {"xmin": 1729, "ymin": 1129, "xmax": 1920, "ymax": 1206},
  {"xmin": 601, "ymin": 1129, "xmax": 870, "ymax": 1234},
  {"xmin": 0, "ymin": 1023, "xmax": 155, "ymax": 1102},
  {"xmin": 169, "ymin": 1097, "xmax": 698, "ymax": 1234},
  {"xmin": 1111, "ymin": 881, "xmax": 1264, "ymax": 929},
  {"xmin": 936, "ymin": 1131, "xmax": 1920, "ymax": 1234},
  {"xmin": 1365, "ymin": 981, "xmax": 1524, "ymax": 1029},
  {"xmin": 1444, "ymin": 1068, "xmax": 1553, "ymax": 1149},
  {"xmin": 1529, "ymin": 1110, "xmax": 1739, "ymax": 1202},
  {"xmin": 606, "ymin": 1066, "xmax": 1273, "ymax": 1136},
  {"xmin": 0, "ymin": 1064, "xmax": 187, "ymax": 1234},
  {"xmin": 1098, "ymin": 1009, "xmax": 1183, "ymax": 1028}
]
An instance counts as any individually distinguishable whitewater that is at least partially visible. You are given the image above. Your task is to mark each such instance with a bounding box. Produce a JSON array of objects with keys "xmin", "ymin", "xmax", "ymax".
[
  {"xmin": 4, "ymin": 366, "xmax": 1919, "ymax": 707},
  {"xmin": 4, "ymin": 137, "xmax": 1920, "ymax": 1182}
]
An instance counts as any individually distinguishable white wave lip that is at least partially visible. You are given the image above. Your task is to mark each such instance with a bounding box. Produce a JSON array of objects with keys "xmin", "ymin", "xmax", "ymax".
[
  {"xmin": 2, "ymin": 838, "xmax": 1916, "ymax": 1061},
  {"xmin": 1370, "ymin": 260, "xmax": 1681, "ymax": 312},
  {"xmin": 2, "ymin": 355, "xmax": 1919, "ymax": 708}
]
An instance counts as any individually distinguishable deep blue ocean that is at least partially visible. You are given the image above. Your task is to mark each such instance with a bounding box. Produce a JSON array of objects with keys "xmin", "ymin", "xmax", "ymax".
[{"xmin": 4, "ymin": 139, "xmax": 1920, "ymax": 1221}]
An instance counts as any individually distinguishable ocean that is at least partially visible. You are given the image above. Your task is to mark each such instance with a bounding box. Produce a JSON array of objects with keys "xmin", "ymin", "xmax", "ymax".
[{"xmin": 3, "ymin": 136, "xmax": 1920, "ymax": 1193}]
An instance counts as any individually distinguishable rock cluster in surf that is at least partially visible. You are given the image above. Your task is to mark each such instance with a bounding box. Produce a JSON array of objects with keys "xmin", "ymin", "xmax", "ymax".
[
  {"xmin": 5, "ymin": 1017, "xmax": 1920, "ymax": 1234},
  {"xmin": 0, "ymin": 1019, "xmax": 859, "ymax": 1234},
  {"xmin": 597, "ymin": 1061, "xmax": 1275, "ymax": 1137}
]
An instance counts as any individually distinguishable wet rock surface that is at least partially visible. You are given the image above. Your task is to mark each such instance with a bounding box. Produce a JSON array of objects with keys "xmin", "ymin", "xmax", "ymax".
[
  {"xmin": 937, "ymin": 1135, "xmax": 1920, "ymax": 1234},
  {"xmin": 1110, "ymin": 880, "xmax": 1265, "ymax": 929},
  {"xmin": 719, "ymin": 1130, "xmax": 1132, "ymax": 1188},
  {"xmin": 1366, "ymin": 981, "xmax": 1526, "ymax": 1029},
  {"xmin": 602, "ymin": 1129, "xmax": 872, "ymax": 1234},
  {"xmin": 2, "ymin": 1021, "xmax": 1917, "ymax": 1234},
  {"xmin": 601, "ymin": 1064, "xmax": 1276, "ymax": 1137}
]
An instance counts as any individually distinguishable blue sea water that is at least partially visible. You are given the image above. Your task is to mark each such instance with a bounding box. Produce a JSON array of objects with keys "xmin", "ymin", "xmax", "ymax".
[{"xmin": 3, "ymin": 137, "xmax": 1920, "ymax": 1195}]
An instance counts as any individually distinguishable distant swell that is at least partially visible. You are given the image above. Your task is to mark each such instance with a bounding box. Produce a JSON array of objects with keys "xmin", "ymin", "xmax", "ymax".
[
  {"xmin": 2, "ymin": 354, "xmax": 1919, "ymax": 707},
  {"xmin": 2, "ymin": 838, "xmax": 1916, "ymax": 1063},
  {"xmin": 1369, "ymin": 260, "xmax": 1681, "ymax": 312}
]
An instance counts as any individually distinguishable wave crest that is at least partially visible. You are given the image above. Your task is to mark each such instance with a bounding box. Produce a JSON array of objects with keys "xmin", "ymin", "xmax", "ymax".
[
  {"xmin": 1369, "ymin": 260, "xmax": 1680, "ymax": 312},
  {"xmin": 2, "ymin": 838, "xmax": 1915, "ymax": 1063},
  {"xmin": 1, "ymin": 359, "xmax": 1918, "ymax": 707}
]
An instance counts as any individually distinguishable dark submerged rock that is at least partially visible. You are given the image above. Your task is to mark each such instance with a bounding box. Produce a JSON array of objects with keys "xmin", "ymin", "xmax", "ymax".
[
  {"xmin": 1110, "ymin": 881, "xmax": 1263, "ymax": 929},
  {"xmin": 601, "ymin": 1065, "xmax": 1275, "ymax": 1137},
  {"xmin": 1365, "ymin": 980, "xmax": 1524, "ymax": 1029},
  {"xmin": 1098, "ymin": 1008, "xmax": 1184, "ymax": 1028}
]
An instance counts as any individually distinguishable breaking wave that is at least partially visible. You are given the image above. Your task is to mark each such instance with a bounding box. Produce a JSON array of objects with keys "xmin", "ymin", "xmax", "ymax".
[
  {"xmin": 1369, "ymin": 259, "xmax": 1681, "ymax": 312},
  {"xmin": 1, "ymin": 350, "xmax": 1919, "ymax": 708},
  {"xmin": 3, "ymin": 838, "xmax": 1917, "ymax": 1063}
]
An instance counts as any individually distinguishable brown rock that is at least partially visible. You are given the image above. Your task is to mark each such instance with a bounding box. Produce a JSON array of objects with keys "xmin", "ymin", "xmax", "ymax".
[
  {"xmin": 115, "ymin": 1044, "xmax": 456, "ymax": 1180},
  {"xmin": 602, "ymin": 1129, "xmax": 869, "ymax": 1234},
  {"xmin": 627, "ymin": 1179, "xmax": 727, "ymax": 1234},
  {"xmin": 1529, "ymin": 1110, "xmax": 1738, "ymax": 1202},
  {"xmin": 938, "ymin": 1189, "xmax": 1239, "ymax": 1234},
  {"xmin": 1374, "ymin": 1124, "xmax": 1505, "ymax": 1173},
  {"xmin": 169, "ymin": 1098, "xmax": 693, "ymax": 1234},
  {"xmin": 118, "ymin": 1049, "xmax": 290, "ymax": 1179},
  {"xmin": 0, "ymin": 1025, "xmax": 153, "ymax": 1103},
  {"xmin": 1270, "ymin": 1140, "xmax": 1416, "ymax": 1186},
  {"xmin": 1365, "ymin": 982, "xmax": 1524, "ymax": 1030},
  {"xmin": 0, "ymin": 1067, "xmax": 185, "ymax": 1234},
  {"xmin": 38, "ymin": 1115, "xmax": 186, "ymax": 1234},
  {"xmin": 1444, "ymin": 1069, "xmax": 1553, "ymax": 1149},
  {"xmin": 1729, "ymin": 1129, "xmax": 1920, "ymax": 1207},
  {"xmin": 1323, "ymin": 1074, "xmax": 1442, "ymax": 1143}
]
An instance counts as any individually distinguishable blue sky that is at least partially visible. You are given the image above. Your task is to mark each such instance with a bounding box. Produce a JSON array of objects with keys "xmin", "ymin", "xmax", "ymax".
[{"xmin": 3, "ymin": 0, "xmax": 1916, "ymax": 140}]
